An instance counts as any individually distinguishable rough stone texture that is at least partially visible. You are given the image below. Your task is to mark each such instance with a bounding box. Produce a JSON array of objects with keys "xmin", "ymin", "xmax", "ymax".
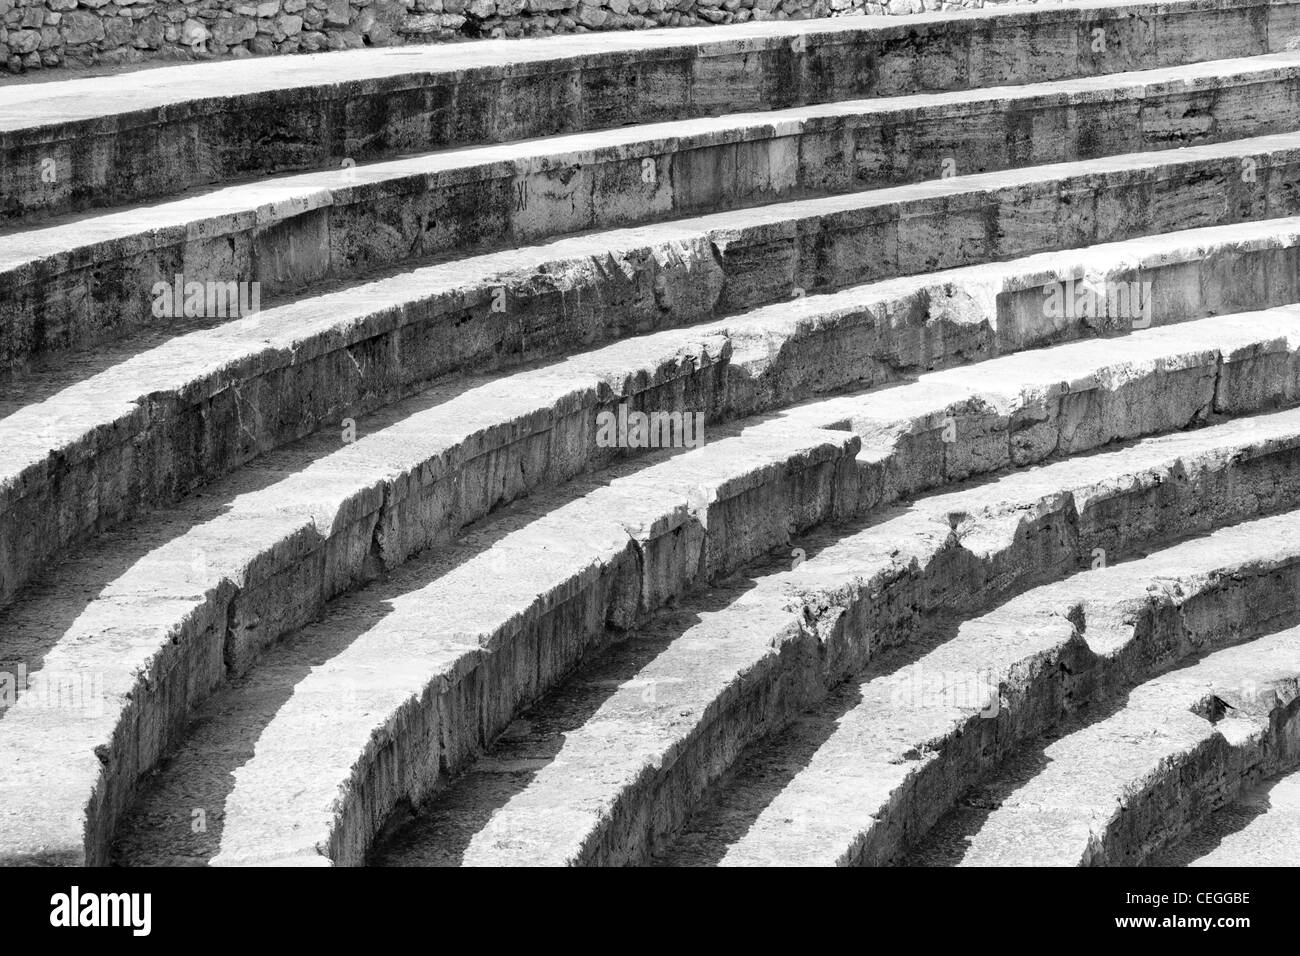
[
  {"xmin": 107, "ymin": 313, "xmax": 1300, "ymax": 866},
  {"xmin": 1151, "ymin": 765, "xmax": 1300, "ymax": 865},
  {"xmin": 7, "ymin": 51, "xmax": 1299, "ymax": 360},
  {"xmin": 690, "ymin": 513, "xmax": 1300, "ymax": 867},
  {"xmin": 4, "ymin": 0, "xmax": 409, "ymax": 68},
  {"xmin": 1, "ymin": 0, "xmax": 1290, "ymax": 224},
  {"xmin": 5, "ymin": 112, "xmax": 1300, "ymax": 612},
  {"xmin": 906, "ymin": 624, "xmax": 1300, "ymax": 866},
  {"xmin": 368, "ymin": 416, "xmax": 1300, "ymax": 866},
  {"xmin": 0, "ymin": 0, "xmax": 1288, "ymax": 74},
  {"xmin": 5, "ymin": 0, "xmax": 1300, "ymax": 870}
]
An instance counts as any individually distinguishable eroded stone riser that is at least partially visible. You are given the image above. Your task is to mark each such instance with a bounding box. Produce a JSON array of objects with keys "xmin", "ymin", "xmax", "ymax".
[
  {"xmin": 8, "ymin": 133, "xmax": 1300, "ymax": 616},
  {"xmin": 856, "ymin": 628, "xmax": 1096, "ymax": 864},
  {"xmin": 337, "ymin": 557, "xmax": 633, "ymax": 867},
  {"xmin": 990, "ymin": 240, "xmax": 1300, "ymax": 354},
  {"xmin": 318, "ymin": 440, "xmax": 861, "ymax": 865},
  {"xmin": 685, "ymin": 468, "xmax": 1300, "ymax": 869},
  {"xmin": 903, "ymin": 607, "xmax": 1300, "ymax": 867},
  {"xmin": 0, "ymin": 0, "xmax": 1271, "ymax": 76},
  {"xmin": 11, "ymin": 55, "xmax": 1298, "ymax": 365},
  {"xmin": 0, "ymin": 313, "xmax": 733, "ymax": 611},
  {"xmin": 857, "ymin": 565, "xmax": 1300, "ymax": 866},
  {"xmin": 2, "ymin": 0, "xmax": 1285, "ymax": 222},
  {"xmin": 35, "ymin": 305, "xmax": 1293, "ymax": 867},
  {"xmin": 8, "ymin": 0, "xmax": 1300, "ymax": 872},
  {"xmin": 356, "ymin": 355, "xmax": 738, "ymax": 581},
  {"xmin": 82, "ymin": 597, "xmax": 232, "ymax": 869},
  {"xmin": 224, "ymin": 504, "xmax": 385, "ymax": 674},
  {"xmin": 727, "ymin": 230, "xmax": 1300, "ymax": 409},
  {"xmin": 1083, "ymin": 691, "xmax": 1300, "ymax": 865},
  {"xmin": 586, "ymin": 626, "xmax": 824, "ymax": 866},
  {"xmin": 843, "ymin": 348, "xmax": 1296, "ymax": 511},
  {"xmin": 380, "ymin": 413, "xmax": 1300, "ymax": 868},
  {"xmin": 320, "ymin": 330, "xmax": 1300, "ymax": 866},
  {"xmin": 7, "ymin": 297, "xmax": 1297, "ymax": 868}
]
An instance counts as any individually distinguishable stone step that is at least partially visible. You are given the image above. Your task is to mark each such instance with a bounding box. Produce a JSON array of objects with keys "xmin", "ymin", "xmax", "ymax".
[
  {"xmin": 13, "ymin": 411, "xmax": 861, "ymax": 866},
  {"xmin": 6, "ymin": 0, "xmax": 1300, "ymax": 876},
  {"xmin": 366, "ymin": 411, "xmax": 1300, "ymax": 866},
  {"xmin": 10, "ymin": 123, "xmax": 1300, "ymax": 371},
  {"xmin": 659, "ymin": 508, "xmax": 1300, "ymax": 866},
  {"xmin": 1, "ymin": 0, "xmax": 1286, "ymax": 221},
  {"xmin": 100, "ymin": 309, "xmax": 1300, "ymax": 866},
  {"xmin": 9, "ymin": 52, "xmax": 1299, "ymax": 366},
  {"xmin": 1149, "ymin": 764, "xmax": 1300, "ymax": 865},
  {"xmin": 906, "ymin": 626, "xmax": 1300, "ymax": 866},
  {"xmin": 13, "ymin": 290, "xmax": 1297, "ymax": 866},
  {"xmin": 7, "ymin": 124, "xmax": 1300, "ymax": 608}
]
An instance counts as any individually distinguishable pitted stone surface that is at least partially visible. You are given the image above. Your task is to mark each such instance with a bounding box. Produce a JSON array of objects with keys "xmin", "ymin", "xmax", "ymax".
[{"xmin": 5, "ymin": 0, "xmax": 1300, "ymax": 869}]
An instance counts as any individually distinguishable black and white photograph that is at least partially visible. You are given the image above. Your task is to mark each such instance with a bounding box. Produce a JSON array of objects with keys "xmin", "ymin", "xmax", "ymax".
[{"xmin": 0, "ymin": 0, "xmax": 1291, "ymax": 933}]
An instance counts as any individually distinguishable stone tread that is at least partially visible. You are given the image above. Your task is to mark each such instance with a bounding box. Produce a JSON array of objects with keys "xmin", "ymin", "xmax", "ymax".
[
  {"xmin": 7, "ymin": 123, "xmax": 1300, "ymax": 607},
  {"xmin": 0, "ymin": 0, "xmax": 1257, "ymax": 131},
  {"xmin": 368, "ymin": 408, "xmax": 1300, "ymax": 866},
  {"xmin": 1, "ymin": 400, "xmax": 857, "ymax": 864},
  {"xmin": 102, "ymin": 310, "xmax": 1300, "ymax": 866},
  {"xmin": 5, "ymin": 51, "xmax": 1294, "ymax": 269},
  {"xmin": 10, "ymin": 282, "xmax": 1300, "ymax": 864},
  {"xmin": 906, "ymin": 627, "xmax": 1300, "ymax": 866},
  {"xmin": 1149, "ymin": 764, "xmax": 1300, "ymax": 865},
  {"xmin": 10, "ymin": 111, "xmax": 1300, "ymax": 370},
  {"xmin": 658, "ymin": 509, "xmax": 1300, "ymax": 866},
  {"xmin": 6, "ymin": 0, "xmax": 1300, "ymax": 872}
]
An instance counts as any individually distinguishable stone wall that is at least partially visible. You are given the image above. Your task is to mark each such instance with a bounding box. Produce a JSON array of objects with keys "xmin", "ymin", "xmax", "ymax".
[{"xmin": 0, "ymin": 0, "xmax": 987, "ymax": 73}]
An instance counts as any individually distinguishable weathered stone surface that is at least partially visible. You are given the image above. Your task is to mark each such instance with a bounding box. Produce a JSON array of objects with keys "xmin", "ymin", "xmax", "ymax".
[
  {"xmin": 4, "ymin": 80, "xmax": 1300, "ymax": 611},
  {"xmin": 324, "ymin": 0, "xmax": 349, "ymax": 24},
  {"xmin": 907, "ymin": 622, "xmax": 1300, "ymax": 866},
  {"xmin": 105, "ymin": 312, "xmax": 1300, "ymax": 866},
  {"xmin": 14, "ymin": 0, "xmax": 1224, "ymax": 77},
  {"xmin": 102, "ymin": 15, "xmax": 133, "ymax": 44},
  {"xmin": 400, "ymin": 11, "xmax": 440, "ymax": 31},
  {"xmin": 4, "ymin": 0, "xmax": 1300, "ymax": 876},
  {"xmin": 576, "ymin": 1, "xmax": 607, "ymax": 25},
  {"xmin": 665, "ymin": 510, "xmax": 1300, "ymax": 868},
  {"xmin": 8, "ymin": 26, "xmax": 37, "ymax": 50},
  {"xmin": 1, "ymin": 0, "xmax": 1282, "ymax": 210},
  {"xmin": 180, "ymin": 16, "xmax": 208, "ymax": 44},
  {"xmin": 375, "ymin": 416, "xmax": 1300, "ymax": 867},
  {"xmin": 211, "ymin": 15, "xmax": 255, "ymax": 45},
  {"xmin": 1153, "ymin": 767, "xmax": 1300, "ymax": 866}
]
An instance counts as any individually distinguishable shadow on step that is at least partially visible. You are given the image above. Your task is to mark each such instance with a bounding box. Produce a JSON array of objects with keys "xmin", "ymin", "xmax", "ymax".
[
  {"xmin": 1147, "ymin": 772, "xmax": 1283, "ymax": 866},
  {"xmin": 110, "ymin": 475, "xmax": 609, "ymax": 863},
  {"xmin": 368, "ymin": 578, "xmax": 768, "ymax": 866},
  {"xmin": 902, "ymin": 718, "xmax": 1096, "ymax": 867},
  {"xmin": 0, "ymin": 459, "xmax": 291, "ymax": 710},
  {"xmin": 108, "ymin": 435, "xmax": 724, "ymax": 864},
  {"xmin": 0, "ymin": 220, "xmax": 541, "ymax": 414},
  {"xmin": 657, "ymin": 612, "xmax": 968, "ymax": 867},
  {"xmin": 906, "ymin": 620, "xmax": 1300, "ymax": 867},
  {"xmin": 0, "ymin": 370, "xmax": 511, "ymax": 712}
]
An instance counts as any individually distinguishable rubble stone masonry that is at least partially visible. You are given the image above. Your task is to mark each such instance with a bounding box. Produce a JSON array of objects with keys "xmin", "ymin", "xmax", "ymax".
[{"xmin": 0, "ymin": 0, "xmax": 1030, "ymax": 74}]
